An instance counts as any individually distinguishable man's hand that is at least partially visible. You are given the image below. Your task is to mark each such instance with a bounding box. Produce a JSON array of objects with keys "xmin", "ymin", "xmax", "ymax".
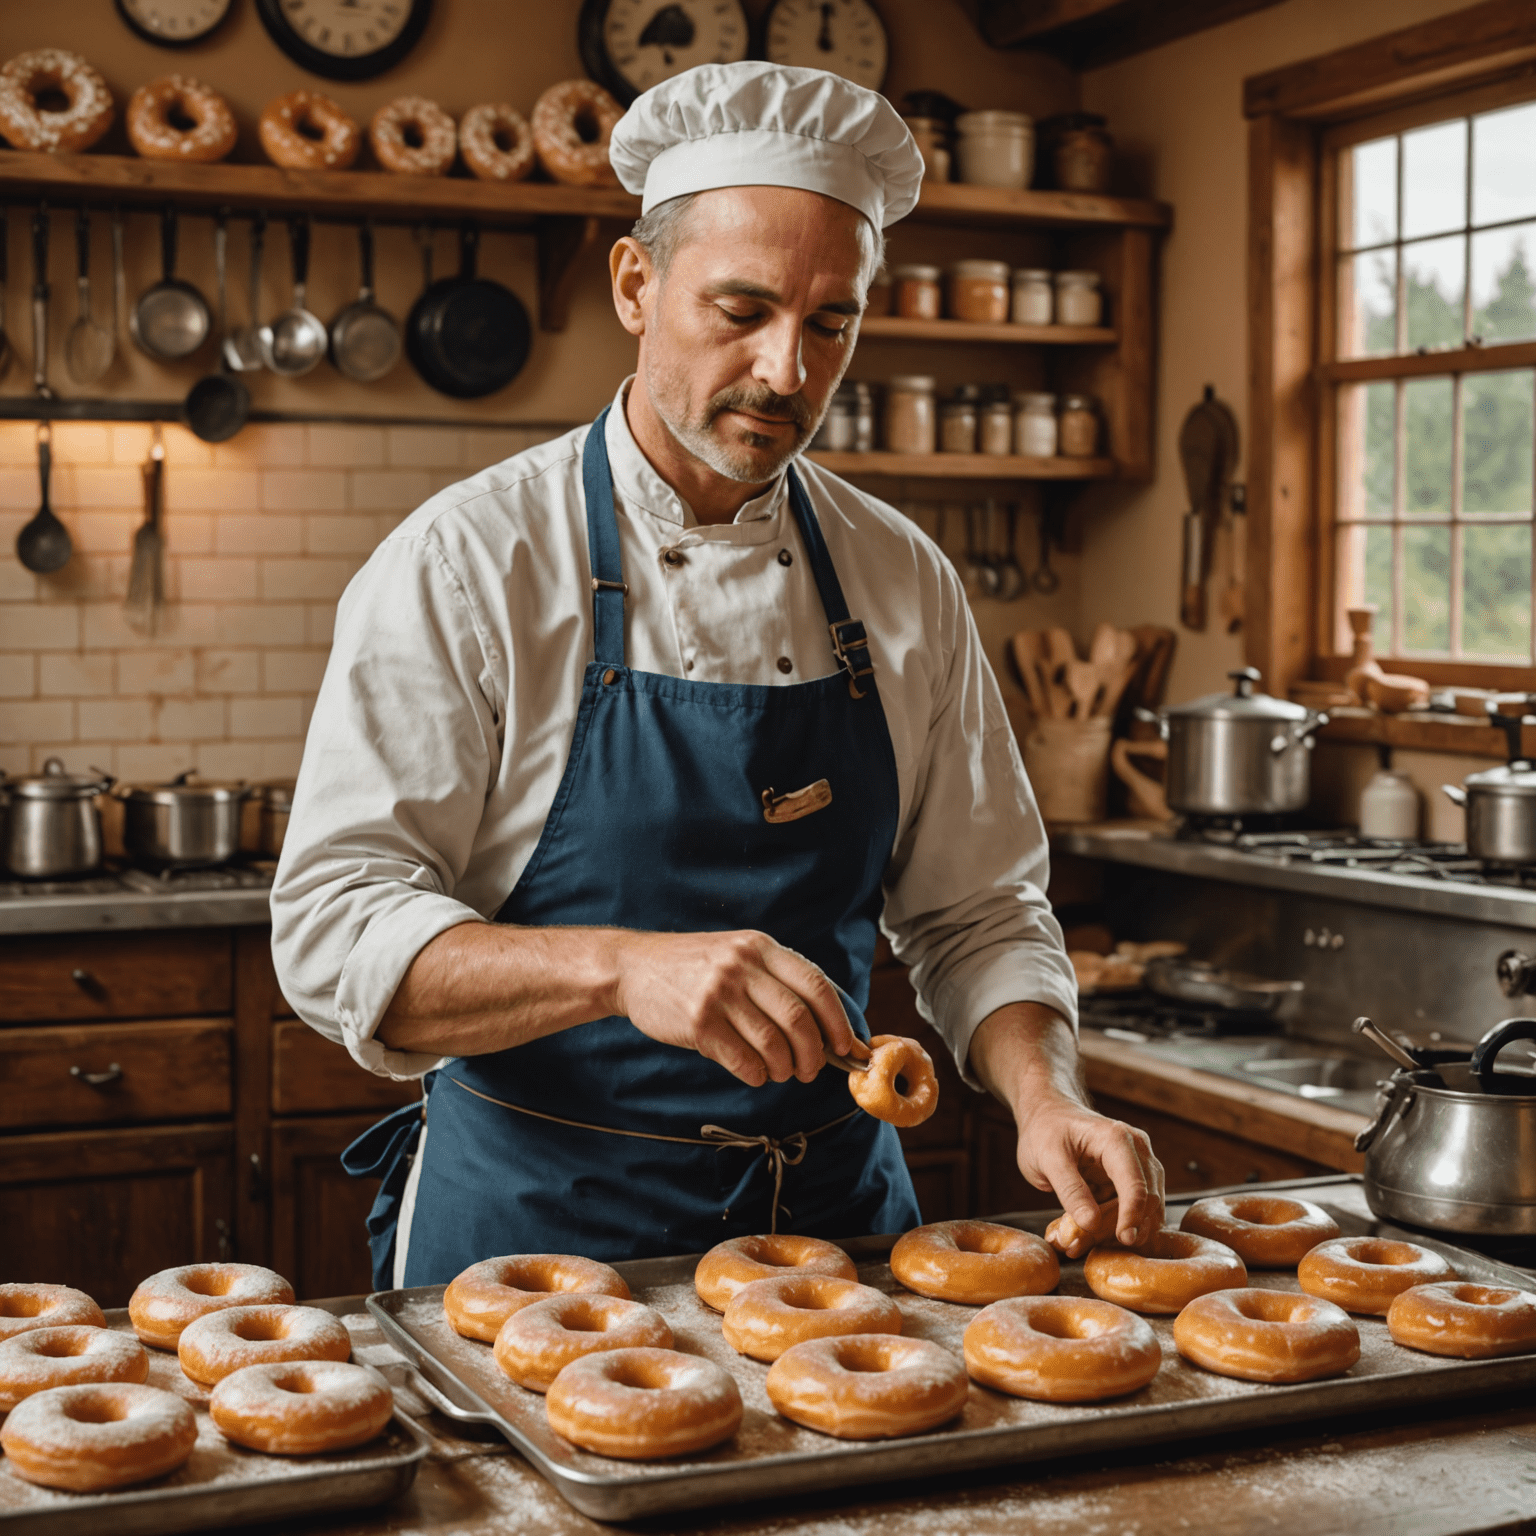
[{"xmin": 613, "ymin": 929, "xmax": 855, "ymax": 1086}]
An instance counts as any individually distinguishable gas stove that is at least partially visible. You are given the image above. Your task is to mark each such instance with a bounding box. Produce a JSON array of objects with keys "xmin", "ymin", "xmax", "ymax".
[
  {"xmin": 0, "ymin": 861, "xmax": 275, "ymax": 902},
  {"xmin": 0, "ymin": 860, "xmax": 277, "ymax": 934}
]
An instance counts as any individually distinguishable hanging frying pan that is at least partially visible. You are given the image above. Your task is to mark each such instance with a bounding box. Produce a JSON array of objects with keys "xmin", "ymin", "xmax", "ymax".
[{"xmin": 405, "ymin": 224, "xmax": 530, "ymax": 400}]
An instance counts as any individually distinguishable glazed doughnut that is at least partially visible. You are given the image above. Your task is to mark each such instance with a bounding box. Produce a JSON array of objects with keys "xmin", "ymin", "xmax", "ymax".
[
  {"xmin": 177, "ymin": 1304, "xmax": 351, "ymax": 1388},
  {"xmin": 1084, "ymin": 1229, "xmax": 1247, "ymax": 1314},
  {"xmin": 694, "ymin": 1234, "xmax": 857, "ymax": 1312},
  {"xmin": 0, "ymin": 1284, "xmax": 105, "ymax": 1342},
  {"xmin": 209, "ymin": 1360, "xmax": 393, "ymax": 1454},
  {"xmin": 0, "ymin": 1383, "xmax": 195, "ymax": 1492},
  {"xmin": 444, "ymin": 1254, "xmax": 630, "ymax": 1343},
  {"xmin": 493, "ymin": 1293, "xmax": 672, "ymax": 1392},
  {"xmin": 0, "ymin": 1328, "xmax": 148, "ymax": 1414},
  {"xmin": 889, "ymin": 1221, "xmax": 1059, "ymax": 1305},
  {"xmin": 1297, "ymin": 1237, "xmax": 1457, "ymax": 1316},
  {"xmin": 369, "ymin": 95, "xmax": 456, "ymax": 176},
  {"xmin": 546, "ymin": 1347, "xmax": 742, "ymax": 1459},
  {"xmin": 0, "ymin": 50, "xmax": 114, "ymax": 154},
  {"xmin": 531, "ymin": 79, "xmax": 624, "ymax": 188},
  {"xmin": 1180, "ymin": 1194, "xmax": 1340, "ymax": 1268},
  {"xmin": 848, "ymin": 1035, "xmax": 939, "ymax": 1128},
  {"xmin": 459, "ymin": 102, "xmax": 535, "ymax": 183},
  {"xmin": 1174, "ymin": 1288, "xmax": 1360, "ymax": 1383},
  {"xmin": 722, "ymin": 1274, "xmax": 902, "ymax": 1363},
  {"xmin": 258, "ymin": 90, "xmax": 361, "ymax": 171},
  {"xmin": 126, "ymin": 75, "xmax": 236, "ymax": 163},
  {"xmin": 1388, "ymin": 1281, "xmax": 1536, "ymax": 1358},
  {"xmin": 767, "ymin": 1333, "xmax": 967, "ymax": 1438},
  {"xmin": 128, "ymin": 1263, "xmax": 294, "ymax": 1351},
  {"xmin": 963, "ymin": 1295, "xmax": 1161, "ymax": 1402}
]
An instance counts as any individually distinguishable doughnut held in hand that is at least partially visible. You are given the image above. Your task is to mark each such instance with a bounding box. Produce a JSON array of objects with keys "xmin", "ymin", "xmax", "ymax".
[
  {"xmin": 0, "ymin": 1284, "xmax": 105, "ymax": 1342},
  {"xmin": 1180, "ymin": 1194, "xmax": 1339, "ymax": 1269},
  {"xmin": 0, "ymin": 50, "xmax": 114, "ymax": 153},
  {"xmin": 964, "ymin": 1295, "xmax": 1161, "ymax": 1402},
  {"xmin": 127, "ymin": 76, "xmax": 236, "ymax": 162},
  {"xmin": 546, "ymin": 1346, "xmax": 742, "ymax": 1459},
  {"xmin": 1387, "ymin": 1281, "xmax": 1536, "ymax": 1359},
  {"xmin": 849, "ymin": 1034, "xmax": 939, "ymax": 1127},
  {"xmin": 0, "ymin": 1327, "xmax": 148, "ymax": 1414},
  {"xmin": 177, "ymin": 1304, "xmax": 351, "ymax": 1387},
  {"xmin": 1174, "ymin": 1288, "xmax": 1360, "ymax": 1383},
  {"xmin": 722, "ymin": 1274, "xmax": 902, "ymax": 1363},
  {"xmin": 210, "ymin": 1360, "xmax": 394, "ymax": 1454},
  {"xmin": 459, "ymin": 103, "xmax": 534, "ymax": 182},
  {"xmin": 444, "ymin": 1254, "xmax": 631, "ymax": 1342},
  {"xmin": 1297, "ymin": 1237, "xmax": 1456, "ymax": 1316},
  {"xmin": 531, "ymin": 79, "xmax": 624, "ymax": 187},
  {"xmin": 694, "ymin": 1234, "xmax": 856, "ymax": 1312},
  {"xmin": 130, "ymin": 1263, "xmax": 294, "ymax": 1351},
  {"xmin": 493, "ymin": 1293, "xmax": 672, "ymax": 1392},
  {"xmin": 767, "ymin": 1333, "xmax": 969, "ymax": 1438},
  {"xmin": 259, "ymin": 90, "xmax": 360, "ymax": 170},
  {"xmin": 0, "ymin": 1383, "xmax": 195, "ymax": 1491},
  {"xmin": 890, "ymin": 1220, "xmax": 1058, "ymax": 1304},
  {"xmin": 1085, "ymin": 1229, "xmax": 1247, "ymax": 1314},
  {"xmin": 370, "ymin": 96, "xmax": 456, "ymax": 176}
]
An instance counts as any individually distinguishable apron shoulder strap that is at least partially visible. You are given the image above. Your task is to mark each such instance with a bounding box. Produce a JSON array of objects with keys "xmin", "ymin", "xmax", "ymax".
[
  {"xmin": 581, "ymin": 407, "xmax": 627, "ymax": 667},
  {"xmin": 786, "ymin": 463, "xmax": 876, "ymax": 700}
]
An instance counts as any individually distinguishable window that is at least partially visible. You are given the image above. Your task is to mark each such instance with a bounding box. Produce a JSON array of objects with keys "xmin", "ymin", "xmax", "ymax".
[{"xmin": 1326, "ymin": 90, "xmax": 1536, "ymax": 667}]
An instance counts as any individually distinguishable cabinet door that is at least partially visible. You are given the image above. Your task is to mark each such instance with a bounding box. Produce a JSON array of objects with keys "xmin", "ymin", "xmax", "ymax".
[
  {"xmin": 0, "ymin": 1125, "xmax": 234, "ymax": 1308},
  {"xmin": 271, "ymin": 1022, "xmax": 420, "ymax": 1116},
  {"xmin": 270, "ymin": 1114, "xmax": 392, "ymax": 1302},
  {"xmin": 0, "ymin": 932, "xmax": 232, "ymax": 1023},
  {"xmin": 904, "ymin": 1149, "xmax": 970, "ymax": 1223}
]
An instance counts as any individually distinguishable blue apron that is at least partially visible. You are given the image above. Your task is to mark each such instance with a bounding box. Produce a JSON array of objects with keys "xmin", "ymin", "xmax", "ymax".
[{"xmin": 346, "ymin": 409, "xmax": 919, "ymax": 1288}]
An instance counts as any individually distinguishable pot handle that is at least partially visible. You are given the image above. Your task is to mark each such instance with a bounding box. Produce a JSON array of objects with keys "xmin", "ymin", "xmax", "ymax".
[
  {"xmin": 1291, "ymin": 710, "xmax": 1329, "ymax": 747},
  {"xmin": 1133, "ymin": 706, "xmax": 1170, "ymax": 742},
  {"xmin": 1470, "ymin": 1017, "xmax": 1536, "ymax": 1093},
  {"xmin": 1442, "ymin": 783, "xmax": 1467, "ymax": 807},
  {"xmin": 1354, "ymin": 1071, "xmax": 1416, "ymax": 1153}
]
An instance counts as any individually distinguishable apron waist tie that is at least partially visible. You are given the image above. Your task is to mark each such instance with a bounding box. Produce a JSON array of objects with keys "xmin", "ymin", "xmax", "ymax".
[{"xmin": 446, "ymin": 1075, "xmax": 859, "ymax": 1234}]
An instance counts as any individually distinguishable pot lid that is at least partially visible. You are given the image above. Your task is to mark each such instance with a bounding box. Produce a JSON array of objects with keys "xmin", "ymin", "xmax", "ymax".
[
  {"xmin": 1166, "ymin": 668, "xmax": 1309, "ymax": 723},
  {"xmin": 121, "ymin": 770, "xmax": 249, "ymax": 805},
  {"xmin": 5, "ymin": 757, "xmax": 112, "ymax": 799},
  {"xmin": 1465, "ymin": 759, "xmax": 1536, "ymax": 795}
]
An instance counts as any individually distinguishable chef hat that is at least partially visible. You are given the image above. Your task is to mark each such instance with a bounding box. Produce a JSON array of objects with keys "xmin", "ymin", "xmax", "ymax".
[{"xmin": 608, "ymin": 61, "xmax": 923, "ymax": 230}]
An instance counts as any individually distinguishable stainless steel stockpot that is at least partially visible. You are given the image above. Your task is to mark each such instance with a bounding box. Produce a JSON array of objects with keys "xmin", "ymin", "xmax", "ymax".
[
  {"xmin": 118, "ymin": 771, "xmax": 255, "ymax": 868},
  {"xmin": 1147, "ymin": 667, "xmax": 1327, "ymax": 817},
  {"xmin": 1442, "ymin": 705, "xmax": 1536, "ymax": 864},
  {"xmin": 1356, "ymin": 1017, "xmax": 1536, "ymax": 1237},
  {"xmin": 256, "ymin": 780, "xmax": 294, "ymax": 859},
  {"xmin": 1, "ymin": 758, "xmax": 113, "ymax": 878}
]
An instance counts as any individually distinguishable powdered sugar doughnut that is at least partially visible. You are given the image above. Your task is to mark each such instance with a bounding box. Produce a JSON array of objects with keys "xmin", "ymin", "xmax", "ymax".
[
  {"xmin": 0, "ymin": 1383, "xmax": 195, "ymax": 1491},
  {"xmin": 129, "ymin": 1263, "xmax": 294, "ymax": 1351},
  {"xmin": 493, "ymin": 1293, "xmax": 672, "ymax": 1392},
  {"xmin": 369, "ymin": 95, "xmax": 456, "ymax": 176},
  {"xmin": 444, "ymin": 1254, "xmax": 631, "ymax": 1343},
  {"xmin": 177, "ymin": 1304, "xmax": 351, "ymax": 1387},
  {"xmin": 0, "ymin": 1284, "xmax": 105, "ymax": 1342},
  {"xmin": 767, "ymin": 1334, "xmax": 969, "ymax": 1438},
  {"xmin": 0, "ymin": 1327, "xmax": 148, "ymax": 1414},
  {"xmin": 209, "ymin": 1360, "xmax": 393, "ymax": 1454},
  {"xmin": 259, "ymin": 90, "xmax": 360, "ymax": 171},
  {"xmin": 0, "ymin": 50, "xmax": 114, "ymax": 154},
  {"xmin": 531, "ymin": 79, "xmax": 623, "ymax": 187},
  {"xmin": 127, "ymin": 76, "xmax": 236, "ymax": 162},
  {"xmin": 459, "ymin": 102, "xmax": 534, "ymax": 182}
]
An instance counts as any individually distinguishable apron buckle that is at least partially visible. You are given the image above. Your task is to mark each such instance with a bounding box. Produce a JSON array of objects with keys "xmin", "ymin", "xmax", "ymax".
[
  {"xmin": 761, "ymin": 780, "xmax": 833, "ymax": 824},
  {"xmin": 828, "ymin": 618, "xmax": 875, "ymax": 699}
]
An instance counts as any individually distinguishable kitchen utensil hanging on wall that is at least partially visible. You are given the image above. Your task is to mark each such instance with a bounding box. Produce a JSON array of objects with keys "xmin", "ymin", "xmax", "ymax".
[
  {"xmin": 1177, "ymin": 385, "xmax": 1238, "ymax": 631},
  {"xmin": 15, "ymin": 421, "xmax": 71, "ymax": 574},
  {"xmin": 184, "ymin": 212, "xmax": 251, "ymax": 443},
  {"xmin": 329, "ymin": 222, "xmax": 401, "ymax": 383},
  {"xmin": 30, "ymin": 204, "xmax": 52, "ymax": 399},
  {"xmin": 126, "ymin": 425, "xmax": 166, "ymax": 635},
  {"xmin": 259, "ymin": 214, "xmax": 327, "ymax": 376},
  {"xmin": 132, "ymin": 206, "xmax": 211, "ymax": 361},
  {"xmin": 224, "ymin": 211, "xmax": 266, "ymax": 372},
  {"xmin": 65, "ymin": 208, "xmax": 113, "ymax": 384}
]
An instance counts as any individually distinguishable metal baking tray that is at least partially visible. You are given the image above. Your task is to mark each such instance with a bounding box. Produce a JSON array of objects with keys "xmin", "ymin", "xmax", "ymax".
[
  {"xmin": 368, "ymin": 1175, "xmax": 1536, "ymax": 1521},
  {"xmin": 0, "ymin": 1303, "xmax": 428, "ymax": 1536}
]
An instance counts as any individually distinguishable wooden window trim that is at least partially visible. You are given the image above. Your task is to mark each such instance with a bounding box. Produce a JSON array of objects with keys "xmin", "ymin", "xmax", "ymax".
[{"xmin": 1245, "ymin": 0, "xmax": 1536, "ymax": 753}]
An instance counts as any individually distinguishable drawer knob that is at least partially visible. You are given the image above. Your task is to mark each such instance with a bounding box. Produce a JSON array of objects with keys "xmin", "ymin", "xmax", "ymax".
[
  {"xmin": 70, "ymin": 1063, "xmax": 123, "ymax": 1088},
  {"xmin": 70, "ymin": 968, "xmax": 106, "ymax": 999},
  {"xmin": 1185, "ymin": 1160, "xmax": 1205, "ymax": 1176}
]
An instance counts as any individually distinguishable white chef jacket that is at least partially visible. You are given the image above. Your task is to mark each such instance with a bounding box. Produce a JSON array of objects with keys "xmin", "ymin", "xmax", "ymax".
[{"xmin": 269, "ymin": 381, "xmax": 1077, "ymax": 1088}]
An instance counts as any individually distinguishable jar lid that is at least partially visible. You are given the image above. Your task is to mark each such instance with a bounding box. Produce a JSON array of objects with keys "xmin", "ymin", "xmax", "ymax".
[
  {"xmin": 1059, "ymin": 393, "xmax": 1098, "ymax": 411},
  {"xmin": 981, "ymin": 397, "xmax": 1013, "ymax": 414},
  {"xmin": 1013, "ymin": 390, "xmax": 1057, "ymax": 409},
  {"xmin": 1012, "ymin": 268, "xmax": 1053, "ymax": 282},
  {"xmin": 5, "ymin": 757, "xmax": 113, "ymax": 800},
  {"xmin": 887, "ymin": 374, "xmax": 938, "ymax": 392},
  {"xmin": 900, "ymin": 115, "xmax": 943, "ymax": 132},
  {"xmin": 890, "ymin": 263, "xmax": 942, "ymax": 281},
  {"xmin": 939, "ymin": 399, "xmax": 977, "ymax": 416},
  {"xmin": 949, "ymin": 259, "xmax": 1011, "ymax": 282},
  {"xmin": 1055, "ymin": 269, "xmax": 1102, "ymax": 286},
  {"xmin": 955, "ymin": 110, "xmax": 1033, "ymax": 131}
]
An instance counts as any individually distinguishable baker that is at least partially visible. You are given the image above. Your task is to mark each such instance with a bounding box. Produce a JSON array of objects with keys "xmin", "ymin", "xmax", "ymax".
[{"xmin": 270, "ymin": 61, "xmax": 1164, "ymax": 1290}]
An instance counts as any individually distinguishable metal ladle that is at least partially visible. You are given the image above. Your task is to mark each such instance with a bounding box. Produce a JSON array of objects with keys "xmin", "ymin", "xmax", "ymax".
[
  {"xmin": 1352, "ymin": 1016, "xmax": 1432, "ymax": 1075},
  {"xmin": 15, "ymin": 421, "xmax": 71, "ymax": 574},
  {"xmin": 131, "ymin": 206, "xmax": 210, "ymax": 362},
  {"xmin": 224, "ymin": 212, "xmax": 265, "ymax": 373},
  {"xmin": 183, "ymin": 213, "xmax": 250, "ymax": 443},
  {"xmin": 258, "ymin": 215, "xmax": 326, "ymax": 377},
  {"xmin": 65, "ymin": 208, "xmax": 113, "ymax": 385}
]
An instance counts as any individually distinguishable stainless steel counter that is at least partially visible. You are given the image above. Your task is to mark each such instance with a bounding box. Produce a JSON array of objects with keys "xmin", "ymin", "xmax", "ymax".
[{"xmin": 0, "ymin": 884, "xmax": 272, "ymax": 935}]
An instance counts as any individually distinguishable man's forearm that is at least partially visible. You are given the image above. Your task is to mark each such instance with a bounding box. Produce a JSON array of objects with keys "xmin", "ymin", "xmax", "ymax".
[{"xmin": 966, "ymin": 1000, "xmax": 1086, "ymax": 1118}]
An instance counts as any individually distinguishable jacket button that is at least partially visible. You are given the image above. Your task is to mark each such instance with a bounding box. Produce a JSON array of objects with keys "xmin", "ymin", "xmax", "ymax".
[
  {"xmin": 602, "ymin": 668, "xmax": 616, "ymax": 685},
  {"xmin": 777, "ymin": 656, "xmax": 793, "ymax": 674},
  {"xmin": 662, "ymin": 547, "xmax": 684, "ymax": 567},
  {"xmin": 777, "ymin": 549, "xmax": 793, "ymax": 566}
]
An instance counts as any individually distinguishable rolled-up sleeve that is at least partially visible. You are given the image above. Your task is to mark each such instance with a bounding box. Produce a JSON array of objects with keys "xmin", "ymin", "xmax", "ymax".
[
  {"xmin": 270, "ymin": 531, "xmax": 502, "ymax": 1079},
  {"xmin": 880, "ymin": 575, "xmax": 1077, "ymax": 1089}
]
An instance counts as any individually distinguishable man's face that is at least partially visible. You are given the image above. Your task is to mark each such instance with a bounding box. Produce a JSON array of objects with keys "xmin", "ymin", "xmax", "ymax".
[{"xmin": 635, "ymin": 187, "xmax": 868, "ymax": 485}]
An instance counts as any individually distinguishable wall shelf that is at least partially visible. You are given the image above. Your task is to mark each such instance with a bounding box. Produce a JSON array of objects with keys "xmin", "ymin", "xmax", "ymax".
[
  {"xmin": 859, "ymin": 317, "xmax": 1117, "ymax": 345},
  {"xmin": 807, "ymin": 450, "xmax": 1116, "ymax": 480}
]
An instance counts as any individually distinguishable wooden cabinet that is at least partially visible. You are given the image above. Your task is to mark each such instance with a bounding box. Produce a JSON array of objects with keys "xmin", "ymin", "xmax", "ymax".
[
  {"xmin": 0, "ymin": 931, "xmax": 231, "ymax": 1023},
  {"xmin": 271, "ymin": 1020, "xmax": 418, "ymax": 1117}
]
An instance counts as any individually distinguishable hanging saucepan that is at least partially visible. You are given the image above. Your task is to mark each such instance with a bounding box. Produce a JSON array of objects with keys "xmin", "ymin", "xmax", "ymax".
[
  {"xmin": 259, "ymin": 215, "xmax": 327, "ymax": 378},
  {"xmin": 131, "ymin": 206, "xmax": 210, "ymax": 362},
  {"xmin": 406, "ymin": 223, "xmax": 530, "ymax": 400},
  {"xmin": 329, "ymin": 223, "xmax": 401, "ymax": 383}
]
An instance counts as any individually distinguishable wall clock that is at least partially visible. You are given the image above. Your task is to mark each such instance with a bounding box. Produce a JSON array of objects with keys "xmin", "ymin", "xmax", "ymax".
[
  {"xmin": 579, "ymin": 0, "xmax": 750, "ymax": 106},
  {"xmin": 762, "ymin": 0, "xmax": 888, "ymax": 91},
  {"xmin": 256, "ymin": 0, "xmax": 432, "ymax": 81},
  {"xmin": 115, "ymin": 0, "xmax": 235, "ymax": 47}
]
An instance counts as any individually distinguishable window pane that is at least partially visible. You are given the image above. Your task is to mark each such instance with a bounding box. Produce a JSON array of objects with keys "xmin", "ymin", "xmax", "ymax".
[
  {"xmin": 1403, "ymin": 235, "xmax": 1467, "ymax": 350},
  {"xmin": 1461, "ymin": 523, "xmax": 1532, "ymax": 659},
  {"xmin": 1339, "ymin": 249, "xmax": 1397, "ymax": 357},
  {"xmin": 1403, "ymin": 120, "xmax": 1467, "ymax": 240},
  {"xmin": 1473, "ymin": 102, "xmax": 1536, "ymax": 228},
  {"xmin": 1471, "ymin": 224, "xmax": 1536, "ymax": 343},
  {"xmin": 1335, "ymin": 523, "xmax": 1394, "ymax": 648},
  {"xmin": 1463, "ymin": 369, "xmax": 1535, "ymax": 515},
  {"xmin": 1402, "ymin": 524, "xmax": 1451, "ymax": 652},
  {"xmin": 1403, "ymin": 376, "xmax": 1454, "ymax": 515},
  {"xmin": 1337, "ymin": 381, "xmax": 1396, "ymax": 518},
  {"xmin": 1348, "ymin": 135, "xmax": 1398, "ymax": 249}
]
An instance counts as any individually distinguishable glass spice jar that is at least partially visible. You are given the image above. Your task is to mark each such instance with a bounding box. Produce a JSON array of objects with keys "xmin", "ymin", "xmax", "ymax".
[
  {"xmin": 947, "ymin": 259, "xmax": 1011, "ymax": 323},
  {"xmin": 1053, "ymin": 117, "xmax": 1113, "ymax": 193},
  {"xmin": 885, "ymin": 375, "xmax": 937, "ymax": 454},
  {"xmin": 812, "ymin": 386, "xmax": 859, "ymax": 452},
  {"xmin": 1059, "ymin": 394, "xmax": 1101, "ymax": 457},
  {"xmin": 954, "ymin": 110, "xmax": 1034, "ymax": 189},
  {"xmin": 851, "ymin": 381, "xmax": 877, "ymax": 452},
  {"xmin": 1054, "ymin": 270, "xmax": 1103, "ymax": 327},
  {"xmin": 901, "ymin": 115, "xmax": 951, "ymax": 183},
  {"xmin": 939, "ymin": 396, "xmax": 979, "ymax": 454},
  {"xmin": 1013, "ymin": 391, "xmax": 1058, "ymax": 457},
  {"xmin": 1011, "ymin": 268, "xmax": 1054, "ymax": 326},
  {"xmin": 891, "ymin": 264, "xmax": 943, "ymax": 321},
  {"xmin": 980, "ymin": 398, "xmax": 1014, "ymax": 456}
]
